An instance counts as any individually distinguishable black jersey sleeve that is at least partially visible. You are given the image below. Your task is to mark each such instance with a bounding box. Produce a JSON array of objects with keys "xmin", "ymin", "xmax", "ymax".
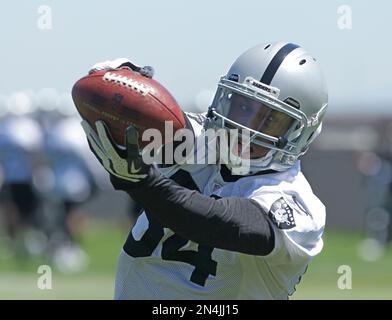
[{"xmin": 111, "ymin": 166, "xmax": 275, "ymax": 256}]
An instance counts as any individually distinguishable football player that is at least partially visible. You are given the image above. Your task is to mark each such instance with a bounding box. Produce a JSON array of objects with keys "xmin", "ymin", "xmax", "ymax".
[
  {"xmin": 82, "ymin": 42, "xmax": 328, "ymax": 299},
  {"xmin": 41, "ymin": 117, "xmax": 97, "ymax": 253},
  {"xmin": 0, "ymin": 112, "xmax": 43, "ymax": 256}
]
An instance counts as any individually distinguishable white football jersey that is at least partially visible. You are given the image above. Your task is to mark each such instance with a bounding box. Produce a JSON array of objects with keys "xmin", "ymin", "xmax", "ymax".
[{"xmin": 114, "ymin": 112, "xmax": 325, "ymax": 300}]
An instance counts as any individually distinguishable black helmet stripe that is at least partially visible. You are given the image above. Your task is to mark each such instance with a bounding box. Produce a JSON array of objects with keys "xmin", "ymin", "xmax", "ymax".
[{"xmin": 260, "ymin": 43, "xmax": 300, "ymax": 85}]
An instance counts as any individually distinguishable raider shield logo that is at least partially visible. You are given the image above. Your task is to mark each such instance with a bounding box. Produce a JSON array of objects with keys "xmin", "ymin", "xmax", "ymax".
[{"xmin": 268, "ymin": 197, "xmax": 296, "ymax": 229}]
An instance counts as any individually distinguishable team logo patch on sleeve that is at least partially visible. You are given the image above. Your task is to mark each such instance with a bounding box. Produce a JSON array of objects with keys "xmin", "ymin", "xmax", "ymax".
[{"xmin": 268, "ymin": 197, "xmax": 296, "ymax": 229}]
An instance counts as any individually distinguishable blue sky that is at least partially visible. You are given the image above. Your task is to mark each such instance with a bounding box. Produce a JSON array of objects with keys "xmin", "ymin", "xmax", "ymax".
[{"xmin": 1, "ymin": 0, "xmax": 391, "ymax": 114}]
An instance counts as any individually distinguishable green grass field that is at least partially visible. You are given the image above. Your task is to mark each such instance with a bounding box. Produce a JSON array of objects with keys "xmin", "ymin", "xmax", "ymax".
[{"xmin": 1, "ymin": 221, "xmax": 391, "ymax": 300}]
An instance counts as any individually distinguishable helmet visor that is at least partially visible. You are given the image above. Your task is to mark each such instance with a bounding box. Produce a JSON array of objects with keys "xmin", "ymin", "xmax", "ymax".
[{"xmin": 215, "ymin": 91, "xmax": 296, "ymax": 146}]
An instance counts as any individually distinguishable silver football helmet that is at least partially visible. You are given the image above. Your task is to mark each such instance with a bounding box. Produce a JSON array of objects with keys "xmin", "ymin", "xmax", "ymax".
[{"xmin": 206, "ymin": 42, "xmax": 328, "ymax": 174}]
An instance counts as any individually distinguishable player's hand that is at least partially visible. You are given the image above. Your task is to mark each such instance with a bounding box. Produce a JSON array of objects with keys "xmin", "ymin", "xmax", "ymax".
[
  {"xmin": 89, "ymin": 58, "xmax": 132, "ymax": 73},
  {"xmin": 81, "ymin": 120, "xmax": 150, "ymax": 185},
  {"xmin": 89, "ymin": 58, "xmax": 154, "ymax": 78}
]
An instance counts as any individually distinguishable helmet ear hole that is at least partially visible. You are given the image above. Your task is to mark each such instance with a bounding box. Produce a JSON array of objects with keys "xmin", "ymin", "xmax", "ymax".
[{"xmin": 307, "ymin": 131, "xmax": 315, "ymax": 142}]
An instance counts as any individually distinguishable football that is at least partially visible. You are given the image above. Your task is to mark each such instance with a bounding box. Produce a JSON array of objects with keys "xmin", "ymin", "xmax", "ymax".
[{"xmin": 71, "ymin": 68, "xmax": 185, "ymax": 147}]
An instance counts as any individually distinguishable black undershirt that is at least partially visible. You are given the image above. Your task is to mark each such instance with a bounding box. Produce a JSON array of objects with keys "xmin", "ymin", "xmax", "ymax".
[
  {"xmin": 220, "ymin": 164, "xmax": 277, "ymax": 182},
  {"xmin": 111, "ymin": 164, "xmax": 275, "ymax": 256}
]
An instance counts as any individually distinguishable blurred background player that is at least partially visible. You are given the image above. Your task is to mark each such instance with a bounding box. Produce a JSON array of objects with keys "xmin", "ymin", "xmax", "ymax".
[
  {"xmin": 38, "ymin": 115, "xmax": 96, "ymax": 272},
  {"xmin": 0, "ymin": 105, "xmax": 43, "ymax": 259}
]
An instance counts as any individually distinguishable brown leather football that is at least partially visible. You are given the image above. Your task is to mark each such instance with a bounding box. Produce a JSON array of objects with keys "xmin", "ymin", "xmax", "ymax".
[{"xmin": 71, "ymin": 68, "xmax": 185, "ymax": 147}]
